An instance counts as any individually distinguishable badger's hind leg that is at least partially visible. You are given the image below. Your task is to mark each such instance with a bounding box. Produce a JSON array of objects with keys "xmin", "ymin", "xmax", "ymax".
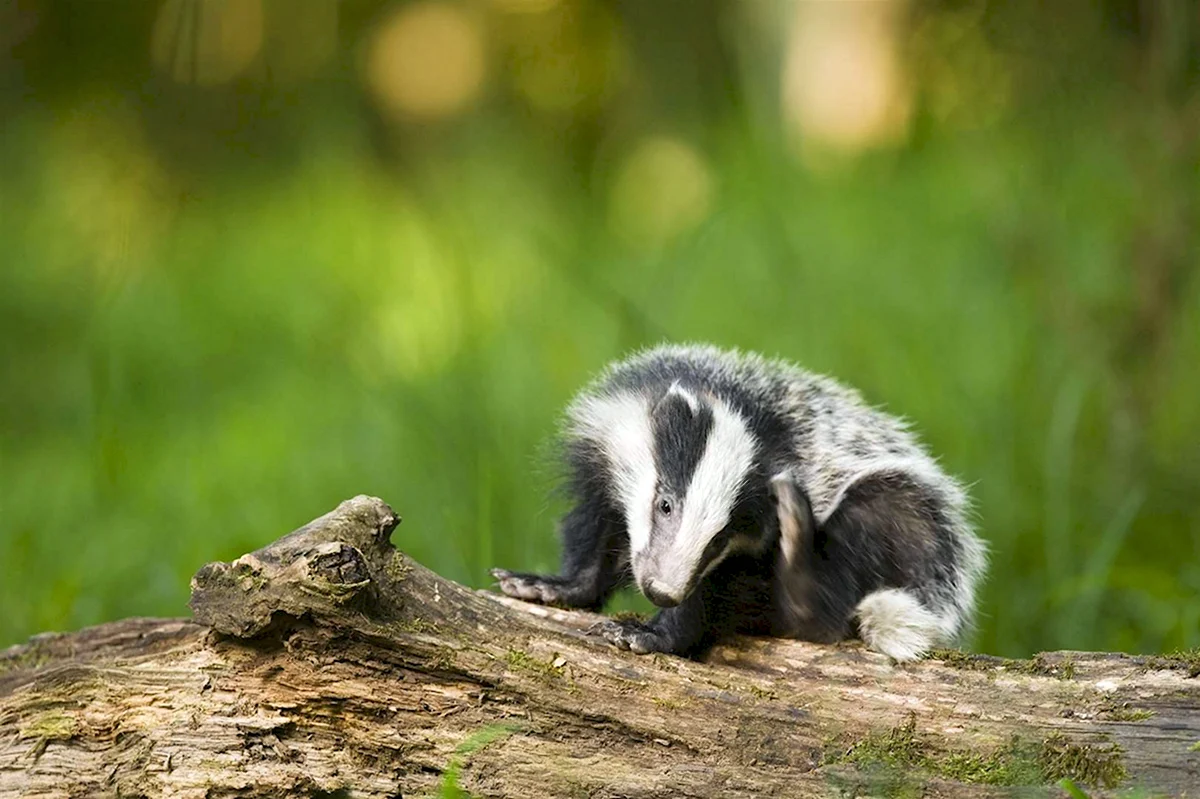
[
  {"xmin": 492, "ymin": 498, "xmax": 627, "ymax": 611},
  {"xmin": 769, "ymin": 474, "xmax": 828, "ymax": 641},
  {"xmin": 835, "ymin": 469, "xmax": 979, "ymax": 660},
  {"xmin": 774, "ymin": 469, "xmax": 981, "ymax": 661}
]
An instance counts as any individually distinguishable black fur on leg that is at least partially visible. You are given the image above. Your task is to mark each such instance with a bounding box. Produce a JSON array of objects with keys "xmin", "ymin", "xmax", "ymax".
[
  {"xmin": 592, "ymin": 555, "xmax": 774, "ymax": 658},
  {"xmin": 770, "ymin": 469, "xmax": 963, "ymax": 646},
  {"xmin": 589, "ymin": 591, "xmax": 706, "ymax": 655}
]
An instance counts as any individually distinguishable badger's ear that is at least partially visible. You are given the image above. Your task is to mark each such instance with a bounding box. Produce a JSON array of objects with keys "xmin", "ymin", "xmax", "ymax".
[{"xmin": 769, "ymin": 472, "xmax": 816, "ymax": 569}]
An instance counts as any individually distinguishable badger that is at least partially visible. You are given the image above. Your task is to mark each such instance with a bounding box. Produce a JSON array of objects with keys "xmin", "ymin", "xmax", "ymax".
[{"xmin": 491, "ymin": 344, "xmax": 986, "ymax": 661}]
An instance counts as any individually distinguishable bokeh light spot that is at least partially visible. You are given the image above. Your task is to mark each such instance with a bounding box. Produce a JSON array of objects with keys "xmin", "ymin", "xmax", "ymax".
[
  {"xmin": 782, "ymin": 1, "xmax": 910, "ymax": 155},
  {"xmin": 490, "ymin": 0, "xmax": 560, "ymax": 14},
  {"xmin": 43, "ymin": 95, "xmax": 171, "ymax": 280},
  {"xmin": 609, "ymin": 137, "xmax": 714, "ymax": 249},
  {"xmin": 365, "ymin": 2, "xmax": 486, "ymax": 122},
  {"xmin": 505, "ymin": 0, "xmax": 625, "ymax": 115}
]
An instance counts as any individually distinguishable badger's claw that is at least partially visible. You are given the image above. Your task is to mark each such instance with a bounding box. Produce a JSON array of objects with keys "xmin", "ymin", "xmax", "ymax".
[
  {"xmin": 490, "ymin": 568, "xmax": 569, "ymax": 606},
  {"xmin": 586, "ymin": 619, "xmax": 666, "ymax": 655}
]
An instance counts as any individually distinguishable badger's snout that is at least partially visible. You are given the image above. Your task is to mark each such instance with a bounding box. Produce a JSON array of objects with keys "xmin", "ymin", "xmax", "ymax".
[
  {"xmin": 633, "ymin": 547, "xmax": 690, "ymax": 607},
  {"xmin": 640, "ymin": 578, "xmax": 681, "ymax": 608}
]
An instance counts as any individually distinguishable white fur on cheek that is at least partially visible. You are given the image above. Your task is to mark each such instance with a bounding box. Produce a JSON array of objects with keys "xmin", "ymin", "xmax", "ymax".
[
  {"xmin": 567, "ymin": 392, "xmax": 657, "ymax": 555},
  {"xmin": 667, "ymin": 397, "xmax": 757, "ymax": 592}
]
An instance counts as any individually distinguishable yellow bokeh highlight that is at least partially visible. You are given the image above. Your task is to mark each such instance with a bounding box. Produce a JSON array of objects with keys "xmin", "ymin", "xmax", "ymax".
[
  {"xmin": 41, "ymin": 96, "xmax": 171, "ymax": 280},
  {"xmin": 365, "ymin": 2, "xmax": 486, "ymax": 122},
  {"xmin": 782, "ymin": 1, "xmax": 911, "ymax": 155},
  {"xmin": 151, "ymin": 0, "xmax": 264, "ymax": 86},
  {"xmin": 357, "ymin": 212, "xmax": 546, "ymax": 380},
  {"xmin": 906, "ymin": 6, "xmax": 1012, "ymax": 130},
  {"xmin": 490, "ymin": 0, "xmax": 561, "ymax": 14},
  {"xmin": 504, "ymin": 0, "xmax": 625, "ymax": 115},
  {"xmin": 609, "ymin": 137, "xmax": 714, "ymax": 249}
]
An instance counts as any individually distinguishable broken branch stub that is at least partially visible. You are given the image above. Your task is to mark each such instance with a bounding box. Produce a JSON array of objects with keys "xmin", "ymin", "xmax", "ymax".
[{"xmin": 189, "ymin": 495, "xmax": 400, "ymax": 636}]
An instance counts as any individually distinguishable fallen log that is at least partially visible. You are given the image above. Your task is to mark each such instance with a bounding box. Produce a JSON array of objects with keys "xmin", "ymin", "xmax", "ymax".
[{"xmin": 1, "ymin": 496, "xmax": 1198, "ymax": 798}]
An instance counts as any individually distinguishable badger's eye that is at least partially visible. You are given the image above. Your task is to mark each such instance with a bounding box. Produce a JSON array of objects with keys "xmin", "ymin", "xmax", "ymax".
[{"xmin": 657, "ymin": 498, "xmax": 673, "ymax": 516}]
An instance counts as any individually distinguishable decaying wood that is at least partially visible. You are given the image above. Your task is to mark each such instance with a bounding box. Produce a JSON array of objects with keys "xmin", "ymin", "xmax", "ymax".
[{"xmin": 2, "ymin": 496, "xmax": 1198, "ymax": 798}]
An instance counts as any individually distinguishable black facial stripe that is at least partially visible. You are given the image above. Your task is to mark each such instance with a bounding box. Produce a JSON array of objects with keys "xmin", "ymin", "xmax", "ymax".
[
  {"xmin": 699, "ymin": 526, "xmax": 735, "ymax": 571},
  {"xmin": 651, "ymin": 390, "xmax": 714, "ymax": 493},
  {"xmin": 606, "ymin": 352, "xmax": 793, "ymax": 450}
]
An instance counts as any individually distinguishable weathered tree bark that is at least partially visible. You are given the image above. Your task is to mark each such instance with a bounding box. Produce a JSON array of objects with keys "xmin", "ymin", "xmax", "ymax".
[{"xmin": 2, "ymin": 497, "xmax": 1198, "ymax": 798}]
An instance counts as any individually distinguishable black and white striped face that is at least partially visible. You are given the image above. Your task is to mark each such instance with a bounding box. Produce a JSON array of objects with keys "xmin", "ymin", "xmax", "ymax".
[{"xmin": 570, "ymin": 382, "xmax": 760, "ymax": 607}]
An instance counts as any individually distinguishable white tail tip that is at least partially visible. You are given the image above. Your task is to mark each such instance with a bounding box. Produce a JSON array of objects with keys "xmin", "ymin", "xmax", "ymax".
[{"xmin": 855, "ymin": 588, "xmax": 943, "ymax": 662}]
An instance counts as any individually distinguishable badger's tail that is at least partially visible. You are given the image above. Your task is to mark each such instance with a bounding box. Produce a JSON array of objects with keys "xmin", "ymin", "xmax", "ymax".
[{"xmin": 855, "ymin": 589, "xmax": 948, "ymax": 661}]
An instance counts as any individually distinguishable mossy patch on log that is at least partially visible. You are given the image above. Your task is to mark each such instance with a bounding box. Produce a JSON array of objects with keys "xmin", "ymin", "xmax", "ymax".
[
  {"xmin": 1103, "ymin": 702, "xmax": 1156, "ymax": 723},
  {"xmin": 824, "ymin": 714, "xmax": 1037, "ymax": 786},
  {"xmin": 926, "ymin": 648, "xmax": 1076, "ymax": 680},
  {"xmin": 394, "ymin": 616, "xmax": 441, "ymax": 635},
  {"xmin": 1038, "ymin": 733, "xmax": 1127, "ymax": 788},
  {"xmin": 0, "ymin": 646, "xmax": 51, "ymax": 675},
  {"xmin": 17, "ymin": 709, "xmax": 79, "ymax": 761},
  {"xmin": 824, "ymin": 713, "xmax": 1127, "ymax": 790},
  {"xmin": 504, "ymin": 648, "xmax": 576, "ymax": 693},
  {"xmin": 18, "ymin": 710, "xmax": 78, "ymax": 742},
  {"xmin": 1144, "ymin": 648, "xmax": 1200, "ymax": 678}
]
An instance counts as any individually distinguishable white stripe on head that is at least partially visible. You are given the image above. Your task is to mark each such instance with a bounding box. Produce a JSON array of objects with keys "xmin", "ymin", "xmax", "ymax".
[
  {"xmin": 665, "ymin": 380, "xmax": 700, "ymax": 414},
  {"xmin": 665, "ymin": 396, "xmax": 757, "ymax": 591},
  {"xmin": 567, "ymin": 391, "xmax": 657, "ymax": 555}
]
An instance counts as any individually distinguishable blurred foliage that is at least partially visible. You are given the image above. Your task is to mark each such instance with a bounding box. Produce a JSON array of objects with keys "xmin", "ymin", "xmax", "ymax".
[{"xmin": 1, "ymin": 0, "xmax": 1198, "ymax": 658}]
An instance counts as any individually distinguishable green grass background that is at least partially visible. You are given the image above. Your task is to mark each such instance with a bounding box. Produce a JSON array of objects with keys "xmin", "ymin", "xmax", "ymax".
[{"xmin": 2, "ymin": 1, "xmax": 1198, "ymax": 659}]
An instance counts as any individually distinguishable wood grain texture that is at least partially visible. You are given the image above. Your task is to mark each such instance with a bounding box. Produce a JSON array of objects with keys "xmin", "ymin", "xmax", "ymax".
[{"xmin": 2, "ymin": 496, "xmax": 1197, "ymax": 798}]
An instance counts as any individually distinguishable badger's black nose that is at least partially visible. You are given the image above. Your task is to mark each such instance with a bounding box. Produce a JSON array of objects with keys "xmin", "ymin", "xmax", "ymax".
[{"xmin": 642, "ymin": 580, "xmax": 680, "ymax": 608}]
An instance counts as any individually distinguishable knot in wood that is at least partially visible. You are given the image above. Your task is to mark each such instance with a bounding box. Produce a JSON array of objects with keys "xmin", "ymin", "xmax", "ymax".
[{"xmin": 307, "ymin": 542, "xmax": 370, "ymax": 586}]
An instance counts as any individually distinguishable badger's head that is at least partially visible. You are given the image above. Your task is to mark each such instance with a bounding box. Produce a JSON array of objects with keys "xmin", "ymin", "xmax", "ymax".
[{"xmin": 571, "ymin": 381, "xmax": 767, "ymax": 608}]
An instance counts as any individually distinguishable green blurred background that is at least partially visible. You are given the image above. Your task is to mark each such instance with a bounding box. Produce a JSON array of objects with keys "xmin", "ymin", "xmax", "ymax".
[{"xmin": 1, "ymin": 0, "xmax": 1198, "ymax": 658}]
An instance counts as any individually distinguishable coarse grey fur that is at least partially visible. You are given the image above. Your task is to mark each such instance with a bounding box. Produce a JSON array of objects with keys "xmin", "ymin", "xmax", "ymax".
[{"xmin": 493, "ymin": 343, "xmax": 987, "ymax": 661}]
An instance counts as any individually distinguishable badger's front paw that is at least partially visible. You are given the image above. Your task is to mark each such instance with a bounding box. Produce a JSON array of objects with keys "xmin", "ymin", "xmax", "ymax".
[
  {"xmin": 490, "ymin": 568, "xmax": 570, "ymax": 606},
  {"xmin": 587, "ymin": 619, "xmax": 668, "ymax": 655}
]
